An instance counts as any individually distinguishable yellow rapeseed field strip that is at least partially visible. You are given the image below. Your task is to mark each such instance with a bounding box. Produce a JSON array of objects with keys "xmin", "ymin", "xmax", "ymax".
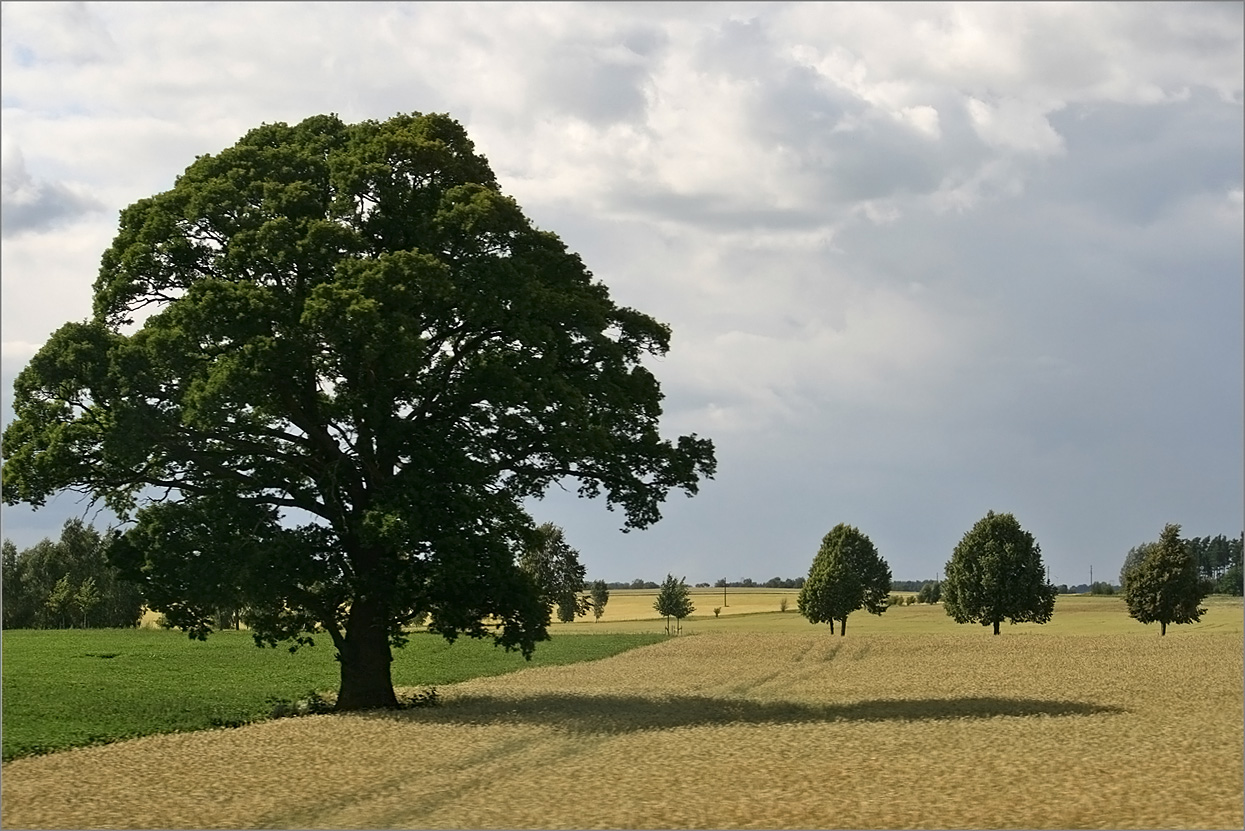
[{"xmin": 3, "ymin": 599, "xmax": 1241, "ymax": 829}]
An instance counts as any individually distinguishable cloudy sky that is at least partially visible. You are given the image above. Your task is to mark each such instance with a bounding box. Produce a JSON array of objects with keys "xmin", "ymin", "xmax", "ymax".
[{"xmin": 2, "ymin": 2, "xmax": 1241, "ymax": 587}]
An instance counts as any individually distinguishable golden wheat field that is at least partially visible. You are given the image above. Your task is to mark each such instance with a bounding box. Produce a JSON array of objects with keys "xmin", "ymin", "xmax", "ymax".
[{"xmin": 3, "ymin": 599, "xmax": 1242, "ymax": 830}]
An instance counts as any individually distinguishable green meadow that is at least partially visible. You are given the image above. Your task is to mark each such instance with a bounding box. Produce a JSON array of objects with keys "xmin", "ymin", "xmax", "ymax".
[{"xmin": 1, "ymin": 627, "xmax": 662, "ymax": 761}]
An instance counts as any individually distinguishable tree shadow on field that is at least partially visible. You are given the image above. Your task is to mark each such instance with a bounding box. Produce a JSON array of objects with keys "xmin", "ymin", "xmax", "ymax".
[{"xmin": 355, "ymin": 694, "xmax": 1124, "ymax": 734}]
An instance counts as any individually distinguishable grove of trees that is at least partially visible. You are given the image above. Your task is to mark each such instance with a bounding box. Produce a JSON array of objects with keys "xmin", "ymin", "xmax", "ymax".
[
  {"xmin": 2, "ymin": 519, "xmax": 145, "ymax": 629},
  {"xmin": 942, "ymin": 511, "xmax": 1056, "ymax": 635},
  {"xmin": 1121, "ymin": 524, "xmax": 1209, "ymax": 635},
  {"xmin": 796, "ymin": 524, "xmax": 891, "ymax": 636},
  {"xmin": 0, "ymin": 112, "xmax": 716, "ymax": 711}
]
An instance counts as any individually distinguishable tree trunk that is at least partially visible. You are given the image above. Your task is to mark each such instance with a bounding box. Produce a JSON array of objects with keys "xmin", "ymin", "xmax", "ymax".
[
  {"xmin": 1160, "ymin": 621, "xmax": 1167, "ymax": 636},
  {"xmin": 335, "ymin": 596, "xmax": 399, "ymax": 711},
  {"xmin": 839, "ymin": 616, "xmax": 847, "ymax": 636},
  {"xmin": 993, "ymin": 620, "xmax": 1000, "ymax": 635},
  {"xmin": 828, "ymin": 618, "xmax": 834, "ymax": 634}
]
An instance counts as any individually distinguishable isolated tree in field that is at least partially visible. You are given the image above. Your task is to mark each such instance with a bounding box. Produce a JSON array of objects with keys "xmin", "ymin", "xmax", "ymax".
[
  {"xmin": 917, "ymin": 580, "xmax": 941, "ymax": 604},
  {"xmin": 0, "ymin": 112, "xmax": 716, "ymax": 710},
  {"xmin": 590, "ymin": 579, "xmax": 609, "ymax": 621},
  {"xmin": 797, "ymin": 523, "xmax": 891, "ymax": 637},
  {"xmin": 518, "ymin": 523, "xmax": 590, "ymax": 624},
  {"xmin": 654, "ymin": 574, "xmax": 694, "ymax": 634},
  {"xmin": 1121, "ymin": 524, "xmax": 1208, "ymax": 636},
  {"xmin": 942, "ymin": 511, "xmax": 1056, "ymax": 635}
]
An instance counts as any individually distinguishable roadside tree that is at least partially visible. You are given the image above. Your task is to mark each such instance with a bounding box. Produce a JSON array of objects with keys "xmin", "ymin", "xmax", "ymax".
[
  {"xmin": 1122, "ymin": 523, "xmax": 1208, "ymax": 635},
  {"xmin": 942, "ymin": 511, "xmax": 1056, "ymax": 635},
  {"xmin": 1, "ymin": 112, "xmax": 716, "ymax": 710},
  {"xmin": 796, "ymin": 523, "xmax": 891, "ymax": 637},
  {"xmin": 654, "ymin": 574, "xmax": 694, "ymax": 634}
]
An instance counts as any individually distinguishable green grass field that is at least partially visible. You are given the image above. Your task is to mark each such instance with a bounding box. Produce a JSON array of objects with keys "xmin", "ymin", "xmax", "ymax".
[{"xmin": 0, "ymin": 627, "xmax": 663, "ymax": 761}]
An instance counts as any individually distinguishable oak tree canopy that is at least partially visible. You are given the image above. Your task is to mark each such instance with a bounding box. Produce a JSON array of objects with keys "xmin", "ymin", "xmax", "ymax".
[{"xmin": 1, "ymin": 112, "xmax": 716, "ymax": 710}]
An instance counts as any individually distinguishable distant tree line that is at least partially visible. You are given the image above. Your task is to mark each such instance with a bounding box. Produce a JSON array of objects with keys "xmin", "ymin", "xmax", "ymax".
[
  {"xmin": 1049, "ymin": 582, "xmax": 1120, "ymax": 595},
  {"xmin": 2, "ymin": 519, "xmax": 145, "ymax": 629},
  {"xmin": 604, "ymin": 577, "xmax": 812, "ymax": 590},
  {"xmin": 599, "ymin": 577, "xmax": 945, "ymax": 592}
]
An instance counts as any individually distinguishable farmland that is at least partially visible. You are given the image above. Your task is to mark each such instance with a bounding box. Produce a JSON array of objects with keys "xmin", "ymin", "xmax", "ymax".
[
  {"xmin": 3, "ymin": 595, "xmax": 1242, "ymax": 829},
  {"xmin": 1, "ymin": 628, "xmax": 664, "ymax": 761}
]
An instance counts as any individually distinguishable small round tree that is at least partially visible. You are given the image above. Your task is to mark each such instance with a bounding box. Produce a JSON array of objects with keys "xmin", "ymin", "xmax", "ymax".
[
  {"xmin": 942, "ymin": 511, "xmax": 1056, "ymax": 635},
  {"xmin": 1122, "ymin": 523, "xmax": 1208, "ymax": 636},
  {"xmin": 653, "ymin": 574, "xmax": 694, "ymax": 635},
  {"xmin": 797, "ymin": 524, "xmax": 891, "ymax": 637}
]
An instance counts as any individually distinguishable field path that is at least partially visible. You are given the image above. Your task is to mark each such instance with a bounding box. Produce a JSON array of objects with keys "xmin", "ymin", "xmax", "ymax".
[{"xmin": 3, "ymin": 631, "xmax": 1242, "ymax": 829}]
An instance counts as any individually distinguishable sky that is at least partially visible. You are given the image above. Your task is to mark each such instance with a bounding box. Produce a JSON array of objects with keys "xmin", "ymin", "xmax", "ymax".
[{"xmin": 1, "ymin": 2, "xmax": 1242, "ymax": 587}]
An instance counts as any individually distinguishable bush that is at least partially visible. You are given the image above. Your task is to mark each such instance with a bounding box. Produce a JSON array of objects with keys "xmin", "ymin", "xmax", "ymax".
[
  {"xmin": 713, "ymin": 607, "xmax": 721, "ymax": 618},
  {"xmin": 268, "ymin": 690, "xmax": 334, "ymax": 719},
  {"xmin": 268, "ymin": 686, "xmax": 437, "ymax": 719},
  {"xmin": 917, "ymin": 581, "xmax": 942, "ymax": 604},
  {"xmin": 399, "ymin": 687, "xmax": 439, "ymax": 709},
  {"xmin": 779, "ymin": 597, "xmax": 789, "ymax": 613}
]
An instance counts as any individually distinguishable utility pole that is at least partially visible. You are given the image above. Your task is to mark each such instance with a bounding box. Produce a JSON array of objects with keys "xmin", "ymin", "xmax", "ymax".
[{"xmin": 723, "ymin": 581, "xmax": 727, "ymax": 608}]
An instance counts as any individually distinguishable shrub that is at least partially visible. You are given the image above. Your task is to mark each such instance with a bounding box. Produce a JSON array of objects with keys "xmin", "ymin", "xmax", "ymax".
[
  {"xmin": 399, "ymin": 687, "xmax": 439, "ymax": 708},
  {"xmin": 779, "ymin": 597, "xmax": 789, "ymax": 613},
  {"xmin": 268, "ymin": 690, "xmax": 333, "ymax": 719},
  {"xmin": 917, "ymin": 580, "xmax": 942, "ymax": 604},
  {"xmin": 713, "ymin": 607, "xmax": 721, "ymax": 618}
]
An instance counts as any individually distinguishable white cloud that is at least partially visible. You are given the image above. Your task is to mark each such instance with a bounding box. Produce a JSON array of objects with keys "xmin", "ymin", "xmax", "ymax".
[
  {"xmin": 900, "ymin": 105, "xmax": 941, "ymax": 139},
  {"xmin": 0, "ymin": 137, "xmax": 103, "ymax": 237},
  {"xmin": 0, "ymin": 2, "xmax": 1239, "ymax": 586},
  {"xmin": 965, "ymin": 96, "xmax": 1066, "ymax": 156}
]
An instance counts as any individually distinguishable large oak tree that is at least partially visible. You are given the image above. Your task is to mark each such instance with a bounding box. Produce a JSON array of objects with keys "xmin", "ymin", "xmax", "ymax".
[{"xmin": 1, "ymin": 112, "xmax": 716, "ymax": 710}]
